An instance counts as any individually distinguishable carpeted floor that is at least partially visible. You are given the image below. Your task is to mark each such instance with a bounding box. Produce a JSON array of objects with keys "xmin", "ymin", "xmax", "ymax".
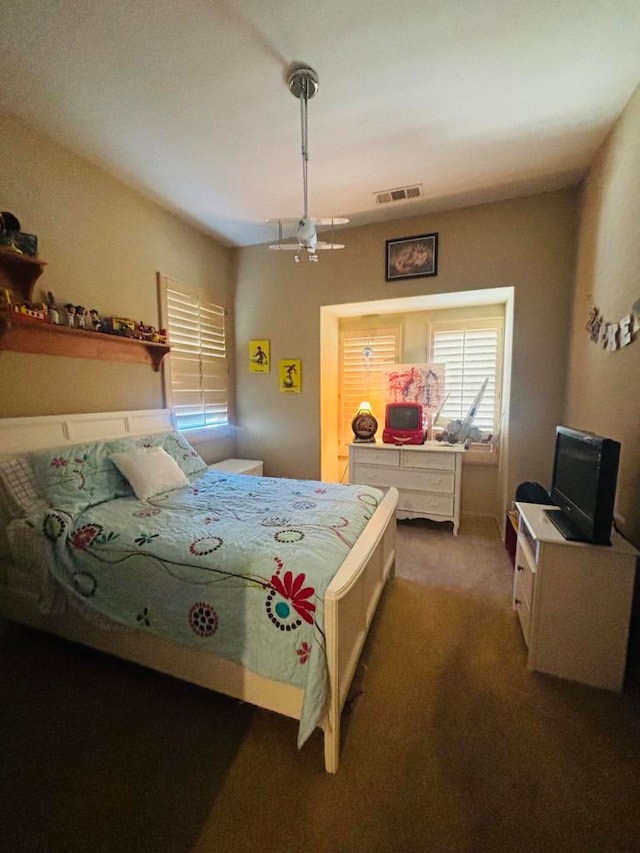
[{"xmin": 1, "ymin": 517, "xmax": 640, "ymax": 852}]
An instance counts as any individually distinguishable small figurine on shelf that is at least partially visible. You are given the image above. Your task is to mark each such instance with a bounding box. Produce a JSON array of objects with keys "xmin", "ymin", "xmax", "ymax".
[
  {"xmin": 134, "ymin": 321, "xmax": 156, "ymax": 341},
  {"xmin": 89, "ymin": 308, "xmax": 102, "ymax": 332},
  {"xmin": 64, "ymin": 304, "xmax": 76, "ymax": 327},
  {"xmin": 75, "ymin": 306, "xmax": 87, "ymax": 329},
  {"xmin": 46, "ymin": 291, "xmax": 59, "ymax": 325}
]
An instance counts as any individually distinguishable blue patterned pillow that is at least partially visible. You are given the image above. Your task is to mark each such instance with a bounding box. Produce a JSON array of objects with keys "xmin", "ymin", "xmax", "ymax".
[
  {"xmin": 162, "ymin": 432, "xmax": 208, "ymax": 475},
  {"xmin": 109, "ymin": 432, "xmax": 207, "ymax": 476},
  {"xmin": 29, "ymin": 440, "xmax": 132, "ymax": 510}
]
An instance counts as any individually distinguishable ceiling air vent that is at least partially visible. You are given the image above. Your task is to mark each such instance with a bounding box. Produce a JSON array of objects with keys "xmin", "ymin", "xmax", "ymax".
[{"xmin": 374, "ymin": 184, "xmax": 423, "ymax": 205}]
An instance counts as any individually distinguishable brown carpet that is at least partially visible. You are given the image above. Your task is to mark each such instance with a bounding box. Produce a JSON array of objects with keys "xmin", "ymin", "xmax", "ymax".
[{"xmin": 1, "ymin": 517, "xmax": 640, "ymax": 852}]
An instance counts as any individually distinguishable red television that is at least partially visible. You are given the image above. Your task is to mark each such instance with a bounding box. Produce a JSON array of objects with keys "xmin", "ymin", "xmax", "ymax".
[{"xmin": 382, "ymin": 402, "xmax": 426, "ymax": 445}]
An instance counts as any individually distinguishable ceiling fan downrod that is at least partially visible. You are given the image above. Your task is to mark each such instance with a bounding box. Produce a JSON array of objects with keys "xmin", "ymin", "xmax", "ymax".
[{"xmin": 287, "ymin": 65, "xmax": 318, "ymax": 221}]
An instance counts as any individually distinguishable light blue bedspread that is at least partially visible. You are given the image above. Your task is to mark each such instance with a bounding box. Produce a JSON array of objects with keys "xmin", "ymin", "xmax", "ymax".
[{"xmin": 40, "ymin": 470, "xmax": 383, "ymax": 745}]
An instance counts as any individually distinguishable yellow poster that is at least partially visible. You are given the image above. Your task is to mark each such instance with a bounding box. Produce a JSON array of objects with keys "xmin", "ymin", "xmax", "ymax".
[
  {"xmin": 279, "ymin": 359, "xmax": 301, "ymax": 393},
  {"xmin": 249, "ymin": 339, "xmax": 270, "ymax": 373}
]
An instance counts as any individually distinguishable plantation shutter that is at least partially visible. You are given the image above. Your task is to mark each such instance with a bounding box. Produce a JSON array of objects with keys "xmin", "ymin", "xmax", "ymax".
[
  {"xmin": 431, "ymin": 320, "xmax": 503, "ymax": 434},
  {"xmin": 158, "ymin": 275, "xmax": 229, "ymax": 431},
  {"xmin": 339, "ymin": 327, "xmax": 401, "ymax": 451}
]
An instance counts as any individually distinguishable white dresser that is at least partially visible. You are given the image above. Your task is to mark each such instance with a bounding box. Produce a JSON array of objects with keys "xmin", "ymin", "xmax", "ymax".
[
  {"xmin": 348, "ymin": 441, "xmax": 465, "ymax": 534},
  {"xmin": 513, "ymin": 501, "xmax": 638, "ymax": 691}
]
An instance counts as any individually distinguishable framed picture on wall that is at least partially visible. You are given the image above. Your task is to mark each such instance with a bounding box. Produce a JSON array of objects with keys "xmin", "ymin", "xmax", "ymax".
[
  {"xmin": 279, "ymin": 359, "xmax": 301, "ymax": 393},
  {"xmin": 249, "ymin": 339, "xmax": 270, "ymax": 372},
  {"xmin": 385, "ymin": 232, "xmax": 438, "ymax": 281}
]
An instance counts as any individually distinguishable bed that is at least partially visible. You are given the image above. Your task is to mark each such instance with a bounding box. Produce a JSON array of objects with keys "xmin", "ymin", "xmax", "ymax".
[{"xmin": 0, "ymin": 409, "xmax": 397, "ymax": 772}]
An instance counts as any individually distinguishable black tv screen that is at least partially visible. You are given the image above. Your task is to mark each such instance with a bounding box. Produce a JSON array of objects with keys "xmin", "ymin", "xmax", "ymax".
[
  {"xmin": 387, "ymin": 404, "xmax": 421, "ymax": 430},
  {"xmin": 548, "ymin": 426, "xmax": 620, "ymax": 545}
]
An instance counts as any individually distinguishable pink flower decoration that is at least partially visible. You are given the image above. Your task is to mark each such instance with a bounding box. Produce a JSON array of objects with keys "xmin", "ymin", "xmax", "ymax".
[
  {"xmin": 296, "ymin": 642, "xmax": 311, "ymax": 664},
  {"xmin": 51, "ymin": 457, "xmax": 68, "ymax": 468},
  {"xmin": 70, "ymin": 524, "xmax": 103, "ymax": 550},
  {"xmin": 270, "ymin": 570, "xmax": 316, "ymax": 625}
]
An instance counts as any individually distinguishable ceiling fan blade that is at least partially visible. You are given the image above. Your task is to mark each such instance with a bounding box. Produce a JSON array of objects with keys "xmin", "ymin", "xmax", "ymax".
[
  {"xmin": 268, "ymin": 243, "xmax": 302, "ymax": 251},
  {"xmin": 314, "ymin": 217, "xmax": 349, "ymax": 226},
  {"xmin": 315, "ymin": 241, "xmax": 346, "ymax": 250},
  {"xmin": 268, "ymin": 217, "xmax": 349, "ymax": 226}
]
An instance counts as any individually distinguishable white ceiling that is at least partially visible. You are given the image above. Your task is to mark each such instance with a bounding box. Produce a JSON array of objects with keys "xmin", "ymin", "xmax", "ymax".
[{"xmin": 1, "ymin": 1, "xmax": 639, "ymax": 248}]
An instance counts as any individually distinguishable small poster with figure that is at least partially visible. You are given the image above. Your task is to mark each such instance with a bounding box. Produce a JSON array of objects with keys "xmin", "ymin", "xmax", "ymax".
[
  {"xmin": 279, "ymin": 359, "xmax": 301, "ymax": 393},
  {"xmin": 249, "ymin": 339, "xmax": 270, "ymax": 373}
]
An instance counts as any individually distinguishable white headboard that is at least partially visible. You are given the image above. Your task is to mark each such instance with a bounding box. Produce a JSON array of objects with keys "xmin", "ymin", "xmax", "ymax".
[{"xmin": 0, "ymin": 409, "xmax": 176, "ymax": 459}]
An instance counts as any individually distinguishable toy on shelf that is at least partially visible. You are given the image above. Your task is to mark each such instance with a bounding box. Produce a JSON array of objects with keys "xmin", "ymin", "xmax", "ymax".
[
  {"xmin": 12, "ymin": 302, "xmax": 47, "ymax": 322},
  {"xmin": 45, "ymin": 291, "xmax": 59, "ymax": 324},
  {"xmin": 0, "ymin": 211, "xmax": 38, "ymax": 257},
  {"xmin": 89, "ymin": 309, "xmax": 102, "ymax": 331},
  {"xmin": 64, "ymin": 304, "xmax": 76, "ymax": 327},
  {"xmin": 75, "ymin": 306, "xmax": 87, "ymax": 329},
  {"xmin": 97, "ymin": 316, "xmax": 135, "ymax": 337},
  {"xmin": 133, "ymin": 321, "xmax": 156, "ymax": 342}
]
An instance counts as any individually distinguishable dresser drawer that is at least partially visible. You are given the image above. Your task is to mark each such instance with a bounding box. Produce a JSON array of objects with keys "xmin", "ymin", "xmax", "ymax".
[
  {"xmin": 514, "ymin": 557, "xmax": 534, "ymax": 609},
  {"xmin": 353, "ymin": 464, "xmax": 454, "ymax": 494},
  {"xmin": 401, "ymin": 450, "xmax": 455, "ymax": 471},
  {"xmin": 352, "ymin": 447, "xmax": 400, "ymax": 467},
  {"xmin": 398, "ymin": 490, "xmax": 454, "ymax": 516}
]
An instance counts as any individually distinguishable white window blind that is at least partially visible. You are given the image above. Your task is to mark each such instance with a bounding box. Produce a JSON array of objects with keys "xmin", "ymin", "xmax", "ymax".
[
  {"xmin": 431, "ymin": 319, "xmax": 503, "ymax": 434},
  {"xmin": 339, "ymin": 327, "xmax": 401, "ymax": 451},
  {"xmin": 158, "ymin": 274, "xmax": 229, "ymax": 431}
]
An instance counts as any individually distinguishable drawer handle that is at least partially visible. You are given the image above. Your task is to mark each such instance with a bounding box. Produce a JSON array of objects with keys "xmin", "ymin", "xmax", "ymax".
[
  {"xmin": 516, "ymin": 565, "xmax": 524, "ymax": 572},
  {"xmin": 514, "ymin": 598, "xmax": 521, "ymax": 605}
]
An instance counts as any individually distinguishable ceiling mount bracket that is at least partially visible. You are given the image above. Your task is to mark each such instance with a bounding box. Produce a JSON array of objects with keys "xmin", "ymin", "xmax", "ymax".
[{"xmin": 287, "ymin": 65, "xmax": 319, "ymax": 101}]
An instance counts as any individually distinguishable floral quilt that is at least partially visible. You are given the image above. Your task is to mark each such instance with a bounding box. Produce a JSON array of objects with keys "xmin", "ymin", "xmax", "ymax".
[{"xmin": 39, "ymin": 470, "xmax": 384, "ymax": 746}]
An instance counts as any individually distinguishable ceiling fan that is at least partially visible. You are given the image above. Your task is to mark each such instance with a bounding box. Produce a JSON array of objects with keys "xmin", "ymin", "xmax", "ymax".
[{"xmin": 268, "ymin": 64, "xmax": 348, "ymax": 263}]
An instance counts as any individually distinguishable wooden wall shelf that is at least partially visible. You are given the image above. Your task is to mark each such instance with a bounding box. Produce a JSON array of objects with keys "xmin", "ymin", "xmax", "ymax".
[
  {"xmin": 0, "ymin": 313, "xmax": 170, "ymax": 372},
  {"xmin": 0, "ymin": 250, "xmax": 169, "ymax": 371},
  {"xmin": 0, "ymin": 249, "xmax": 47, "ymax": 302}
]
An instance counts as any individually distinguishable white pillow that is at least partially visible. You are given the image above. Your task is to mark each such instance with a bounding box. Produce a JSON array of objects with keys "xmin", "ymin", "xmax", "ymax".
[{"xmin": 110, "ymin": 446, "xmax": 189, "ymax": 500}]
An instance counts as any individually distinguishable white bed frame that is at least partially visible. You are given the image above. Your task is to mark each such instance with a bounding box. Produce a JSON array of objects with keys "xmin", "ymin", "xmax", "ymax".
[{"xmin": 0, "ymin": 409, "xmax": 398, "ymax": 773}]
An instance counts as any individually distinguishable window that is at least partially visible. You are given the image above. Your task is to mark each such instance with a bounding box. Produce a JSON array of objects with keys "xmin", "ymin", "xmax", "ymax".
[
  {"xmin": 430, "ymin": 318, "xmax": 503, "ymax": 435},
  {"xmin": 338, "ymin": 326, "xmax": 401, "ymax": 451},
  {"xmin": 158, "ymin": 274, "xmax": 229, "ymax": 431}
]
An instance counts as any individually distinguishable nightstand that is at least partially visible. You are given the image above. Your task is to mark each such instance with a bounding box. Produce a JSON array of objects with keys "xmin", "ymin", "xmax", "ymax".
[{"xmin": 208, "ymin": 458, "xmax": 264, "ymax": 476}]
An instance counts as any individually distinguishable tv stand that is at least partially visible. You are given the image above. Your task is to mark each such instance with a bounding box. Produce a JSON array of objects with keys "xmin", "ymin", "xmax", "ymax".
[
  {"xmin": 544, "ymin": 508, "xmax": 589, "ymax": 543},
  {"xmin": 513, "ymin": 502, "xmax": 638, "ymax": 692}
]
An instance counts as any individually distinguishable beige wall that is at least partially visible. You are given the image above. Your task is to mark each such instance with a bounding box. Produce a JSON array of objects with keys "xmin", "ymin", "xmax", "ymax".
[
  {"xmin": 0, "ymin": 112, "xmax": 236, "ymax": 462},
  {"xmin": 235, "ymin": 189, "xmax": 578, "ymax": 520},
  {"xmin": 565, "ymin": 85, "xmax": 640, "ymax": 546}
]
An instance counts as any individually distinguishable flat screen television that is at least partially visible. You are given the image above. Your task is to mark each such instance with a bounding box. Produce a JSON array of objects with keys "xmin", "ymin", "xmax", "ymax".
[
  {"xmin": 546, "ymin": 425, "xmax": 620, "ymax": 546},
  {"xmin": 382, "ymin": 402, "xmax": 426, "ymax": 445}
]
